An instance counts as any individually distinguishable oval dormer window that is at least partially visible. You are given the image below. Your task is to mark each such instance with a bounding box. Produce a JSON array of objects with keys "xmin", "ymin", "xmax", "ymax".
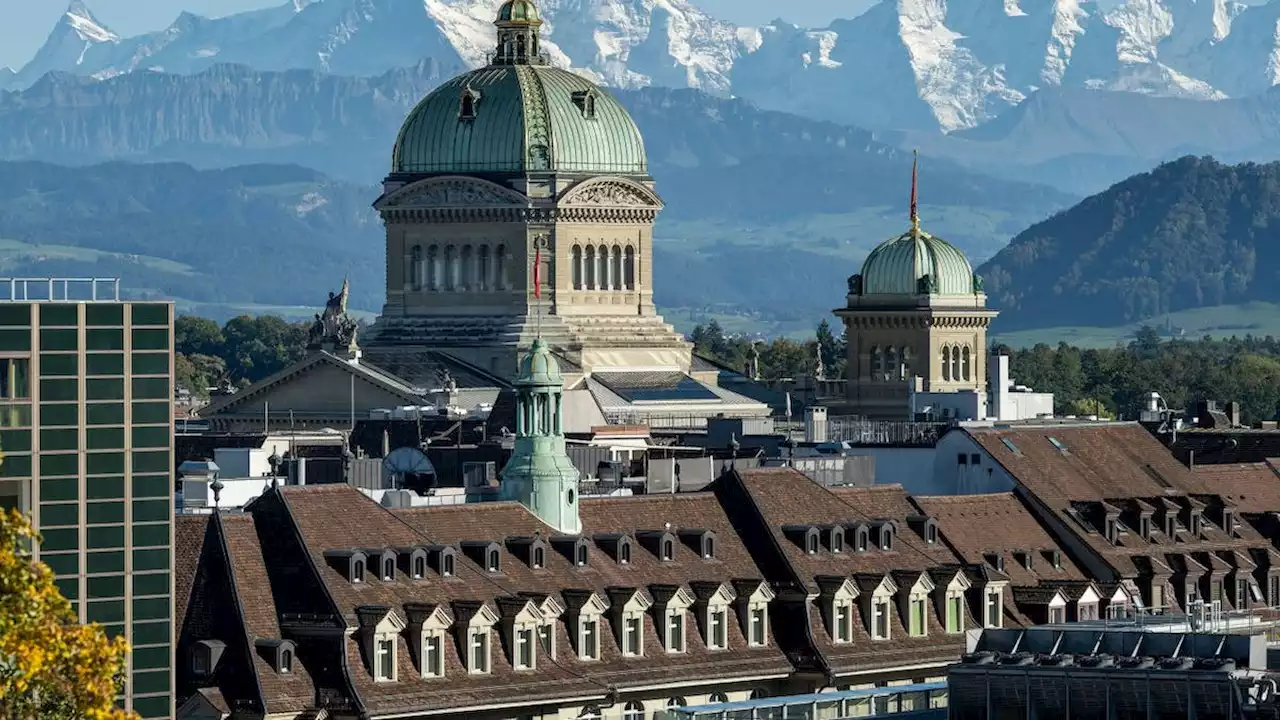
[{"xmin": 460, "ymin": 89, "xmax": 479, "ymax": 120}]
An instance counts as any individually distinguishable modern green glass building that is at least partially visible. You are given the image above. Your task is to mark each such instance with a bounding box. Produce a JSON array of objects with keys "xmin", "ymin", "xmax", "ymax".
[{"xmin": 0, "ymin": 278, "xmax": 174, "ymax": 719}]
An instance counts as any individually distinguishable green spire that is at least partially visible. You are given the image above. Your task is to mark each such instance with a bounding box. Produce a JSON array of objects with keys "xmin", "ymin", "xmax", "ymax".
[{"xmin": 499, "ymin": 339, "xmax": 581, "ymax": 533}]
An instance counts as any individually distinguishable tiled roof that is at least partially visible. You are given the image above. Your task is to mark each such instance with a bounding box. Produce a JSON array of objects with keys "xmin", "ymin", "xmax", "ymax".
[
  {"xmin": 969, "ymin": 424, "xmax": 1275, "ymax": 600},
  {"xmin": 220, "ymin": 484, "xmax": 792, "ymax": 716},
  {"xmin": 728, "ymin": 468, "xmax": 971, "ymax": 676},
  {"xmin": 913, "ymin": 493, "xmax": 1087, "ymax": 587},
  {"xmin": 220, "ymin": 514, "xmax": 314, "ymax": 715},
  {"xmin": 175, "ymin": 514, "xmax": 210, "ymax": 639},
  {"xmin": 1194, "ymin": 460, "xmax": 1280, "ymax": 513}
]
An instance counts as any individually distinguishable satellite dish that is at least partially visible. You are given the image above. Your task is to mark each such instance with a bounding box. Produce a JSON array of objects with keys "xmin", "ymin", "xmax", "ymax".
[{"xmin": 383, "ymin": 447, "xmax": 434, "ymax": 476}]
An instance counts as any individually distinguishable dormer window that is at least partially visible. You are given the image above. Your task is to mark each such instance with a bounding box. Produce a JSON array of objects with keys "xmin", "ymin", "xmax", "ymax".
[
  {"xmin": 984, "ymin": 552, "xmax": 1004, "ymax": 572},
  {"xmin": 1165, "ymin": 514, "xmax": 1177, "ymax": 537},
  {"xmin": 191, "ymin": 639, "xmax": 225, "ymax": 677},
  {"xmin": 703, "ymin": 536, "xmax": 715, "ymax": 559},
  {"xmin": 1140, "ymin": 516, "xmax": 1151, "ymax": 540},
  {"xmin": 830, "ymin": 528, "xmax": 844, "ymax": 553},
  {"xmin": 926, "ymin": 524, "xmax": 937, "ymax": 544},
  {"xmin": 413, "ymin": 554, "xmax": 426, "ymax": 579},
  {"xmin": 459, "ymin": 87, "xmax": 480, "ymax": 120},
  {"xmin": 707, "ymin": 606, "xmax": 728, "ymax": 650},
  {"xmin": 908, "ymin": 594, "xmax": 927, "ymax": 637},
  {"xmin": 870, "ymin": 597, "xmax": 890, "ymax": 640},
  {"xmin": 855, "ymin": 527, "xmax": 868, "ymax": 552},
  {"xmin": 985, "ymin": 589, "xmax": 1003, "ymax": 628},
  {"xmin": 573, "ymin": 89, "xmax": 598, "ymax": 119},
  {"xmin": 427, "ymin": 546, "xmax": 456, "ymax": 578},
  {"xmin": 423, "ymin": 631, "xmax": 444, "ymax": 678},
  {"xmin": 279, "ymin": 647, "xmax": 293, "ymax": 674},
  {"xmin": 945, "ymin": 592, "xmax": 964, "ymax": 633},
  {"xmin": 749, "ymin": 606, "xmax": 767, "ymax": 647},
  {"xmin": 443, "ymin": 553, "xmax": 455, "ymax": 577},
  {"xmin": 807, "ymin": 533, "xmax": 819, "ymax": 554},
  {"xmin": 667, "ymin": 608, "xmax": 686, "ymax": 653},
  {"xmin": 579, "ymin": 616, "xmax": 600, "ymax": 661},
  {"xmin": 1190, "ymin": 511, "xmax": 1202, "ymax": 536},
  {"xmin": 469, "ymin": 628, "xmax": 490, "ymax": 674},
  {"xmin": 354, "ymin": 558, "xmax": 366, "ymax": 583},
  {"xmin": 375, "ymin": 637, "xmax": 395, "ymax": 681},
  {"xmin": 1223, "ymin": 508, "xmax": 1235, "ymax": 534},
  {"xmin": 576, "ymin": 543, "xmax": 589, "ymax": 566},
  {"xmin": 487, "ymin": 549, "xmax": 500, "ymax": 573},
  {"xmin": 1105, "ymin": 518, "xmax": 1119, "ymax": 545},
  {"xmin": 638, "ymin": 531, "xmax": 676, "ymax": 561},
  {"xmin": 515, "ymin": 626, "xmax": 536, "ymax": 670},
  {"xmin": 881, "ymin": 528, "xmax": 894, "ymax": 551},
  {"xmin": 833, "ymin": 600, "xmax": 853, "ymax": 643},
  {"xmin": 620, "ymin": 541, "xmax": 631, "ymax": 565},
  {"xmin": 623, "ymin": 614, "xmax": 643, "ymax": 656},
  {"xmin": 382, "ymin": 556, "xmax": 395, "ymax": 581},
  {"xmin": 662, "ymin": 538, "xmax": 674, "ymax": 561},
  {"xmin": 532, "ymin": 546, "xmax": 545, "ymax": 569}
]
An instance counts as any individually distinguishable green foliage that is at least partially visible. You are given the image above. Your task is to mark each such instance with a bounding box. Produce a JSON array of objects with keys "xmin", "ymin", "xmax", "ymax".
[
  {"xmin": 981, "ymin": 156, "xmax": 1280, "ymax": 331},
  {"xmin": 689, "ymin": 320, "xmax": 845, "ymax": 380},
  {"xmin": 1005, "ymin": 328, "xmax": 1280, "ymax": 423},
  {"xmin": 175, "ymin": 314, "xmax": 308, "ymax": 395}
]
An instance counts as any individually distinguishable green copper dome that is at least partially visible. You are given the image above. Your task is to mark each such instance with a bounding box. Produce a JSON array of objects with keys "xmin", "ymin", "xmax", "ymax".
[
  {"xmin": 391, "ymin": 65, "xmax": 648, "ymax": 175},
  {"xmin": 498, "ymin": 0, "xmax": 541, "ymax": 23},
  {"xmin": 859, "ymin": 228, "xmax": 977, "ymax": 296},
  {"xmin": 516, "ymin": 338, "xmax": 563, "ymax": 387}
]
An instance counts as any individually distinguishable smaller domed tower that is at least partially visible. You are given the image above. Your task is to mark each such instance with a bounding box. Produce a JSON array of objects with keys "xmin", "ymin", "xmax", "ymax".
[
  {"xmin": 493, "ymin": 0, "xmax": 543, "ymax": 65},
  {"xmin": 499, "ymin": 338, "xmax": 581, "ymax": 534},
  {"xmin": 834, "ymin": 153, "xmax": 998, "ymax": 420}
]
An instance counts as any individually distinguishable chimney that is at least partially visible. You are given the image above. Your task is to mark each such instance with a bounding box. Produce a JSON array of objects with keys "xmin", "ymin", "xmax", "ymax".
[
  {"xmin": 805, "ymin": 406, "xmax": 828, "ymax": 444},
  {"xmin": 1225, "ymin": 401, "xmax": 1242, "ymax": 428}
]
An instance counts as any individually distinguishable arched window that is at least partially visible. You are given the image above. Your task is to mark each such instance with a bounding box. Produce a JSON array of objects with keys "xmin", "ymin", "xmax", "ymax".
[
  {"xmin": 951, "ymin": 345, "xmax": 961, "ymax": 383},
  {"xmin": 662, "ymin": 539, "xmax": 674, "ymax": 561},
  {"xmin": 962, "ymin": 345, "xmax": 972, "ymax": 381},
  {"xmin": 622, "ymin": 701, "xmax": 644, "ymax": 720},
  {"xmin": 749, "ymin": 689, "xmax": 769, "ymax": 700},
  {"xmin": 597, "ymin": 245, "xmax": 609, "ymax": 289},
  {"xmin": 487, "ymin": 549, "xmax": 500, "ymax": 573},
  {"xmin": 425, "ymin": 246, "xmax": 439, "ymax": 291},
  {"xmin": 709, "ymin": 692, "xmax": 729, "ymax": 704},
  {"xmin": 478, "ymin": 245, "xmax": 491, "ymax": 291},
  {"xmin": 901, "ymin": 346, "xmax": 913, "ymax": 378},
  {"xmin": 383, "ymin": 557, "xmax": 394, "ymax": 581},
  {"xmin": 571, "ymin": 245, "xmax": 583, "ymax": 289},
  {"xmin": 620, "ymin": 542, "xmax": 631, "ymax": 564},
  {"xmin": 886, "ymin": 346, "xmax": 899, "ymax": 381},
  {"xmin": 806, "ymin": 533, "xmax": 819, "ymax": 554},
  {"xmin": 871, "ymin": 346, "xmax": 883, "ymax": 380},
  {"xmin": 494, "ymin": 244, "xmax": 506, "ymax": 290},
  {"xmin": 516, "ymin": 34, "xmax": 527, "ymax": 59},
  {"xmin": 575, "ymin": 543, "xmax": 588, "ymax": 566},
  {"xmin": 443, "ymin": 245, "xmax": 457, "ymax": 291},
  {"xmin": 941, "ymin": 346, "xmax": 951, "ymax": 381},
  {"xmin": 280, "ymin": 648, "xmax": 293, "ymax": 674},
  {"xmin": 442, "ymin": 553, "xmax": 455, "ymax": 577},
  {"xmin": 460, "ymin": 92, "xmax": 476, "ymax": 119},
  {"xmin": 668, "ymin": 697, "xmax": 688, "ymax": 710},
  {"xmin": 611, "ymin": 245, "xmax": 622, "ymax": 290},
  {"xmin": 624, "ymin": 246, "xmax": 636, "ymax": 290},
  {"xmin": 413, "ymin": 555, "xmax": 426, "ymax": 579},
  {"xmin": 584, "ymin": 246, "xmax": 596, "ymax": 289},
  {"xmin": 460, "ymin": 245, "xmax": 474, "ymax": 291},
  {"xmin": 409, "ymin": 245, "xmax": 422, "ymax": 291},
  {"xmin": 533, "ymin": 546, "xmax": 545, "ymax": 569},
  {"xmin": 353, "ymin": 559, "xmax": 365, "ymax": 583}
]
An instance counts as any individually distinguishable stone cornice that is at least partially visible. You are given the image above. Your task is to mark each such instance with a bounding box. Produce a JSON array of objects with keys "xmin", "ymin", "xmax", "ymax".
[{"xmin": 382, "ymin": 205, "xmax": 658, "ymax": 224}]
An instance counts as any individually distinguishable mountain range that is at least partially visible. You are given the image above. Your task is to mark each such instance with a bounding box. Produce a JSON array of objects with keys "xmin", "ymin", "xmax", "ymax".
[
  {"xmin": 978, "ymin": 155, "xmax": 1280, "ymax": 331},
  {"xmin": 0, "ymin": 63, "xmax": 1072, "ymax": 325},
  {"xmin": 12, "ymin": 0, "xmax": 1280, "ymax": 134}
]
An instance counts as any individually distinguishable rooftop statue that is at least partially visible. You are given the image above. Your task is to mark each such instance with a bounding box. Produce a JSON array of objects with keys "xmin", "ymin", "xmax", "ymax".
[{"xmin": 308, "ymin": 278, "xmax": 359, "ymax": 350}]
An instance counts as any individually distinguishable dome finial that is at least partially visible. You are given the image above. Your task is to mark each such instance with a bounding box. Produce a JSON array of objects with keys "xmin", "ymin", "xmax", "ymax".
[{"xmin": 909, "ymin": 149, "xmax": 920, "ymax": 234}]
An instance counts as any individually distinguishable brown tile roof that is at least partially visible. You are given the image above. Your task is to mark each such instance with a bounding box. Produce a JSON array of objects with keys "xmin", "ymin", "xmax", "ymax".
[
  {"xmin": 175, "ymin": 514, "xmax": 210, "ymax": 639},
  {"xmin": 220, "ymin": 514, "xmax": 314, "ymax": 715},
  {"xmin": 732, "ymin": 468, "xmax": 971, "ymax": 677},
  {"xmin": 969, "ymin": 424, "xmax": 1274, "ymax": 595},
  {"xmin": 1194, "ymin": 460, "xmax": 1280, "ymax": 513},
  {"xmin": 271, "ymin": 484, "xmax": 791, "ymax": 716},
  {"xmin": 913, "ymin": 493, "xmax": 1088, "ymax": 587}
]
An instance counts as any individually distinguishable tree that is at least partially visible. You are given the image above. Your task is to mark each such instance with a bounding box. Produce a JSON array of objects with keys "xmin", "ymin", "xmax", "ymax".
[
  {"xmin": 174, "ymin": 315, "xmax": 225, "ymax": 358},
  {"xmin": 0, "ymin": 509, "xmax": 135, "ymax": 720}
]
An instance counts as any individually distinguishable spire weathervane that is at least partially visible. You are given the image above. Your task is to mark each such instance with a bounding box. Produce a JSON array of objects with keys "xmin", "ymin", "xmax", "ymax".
[{"xmin": 909, "ymin": 149, "xmax": 920, "ymax": 233}]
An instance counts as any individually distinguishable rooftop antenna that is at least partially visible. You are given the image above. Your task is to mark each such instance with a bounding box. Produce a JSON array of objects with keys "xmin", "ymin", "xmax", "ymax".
[{"xmin": 909, "ymin": 149, "xmax": 920, "ymax": 234}]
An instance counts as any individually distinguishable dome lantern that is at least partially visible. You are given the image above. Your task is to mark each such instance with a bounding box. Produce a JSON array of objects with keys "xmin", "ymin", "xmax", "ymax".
[{"xmin": 494, "ymin": 0, "xmax": 544, "ymax": 66}]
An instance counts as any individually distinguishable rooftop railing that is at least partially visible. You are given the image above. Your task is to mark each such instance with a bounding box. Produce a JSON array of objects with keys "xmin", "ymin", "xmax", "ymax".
[
  {"xmin": 0, "ymin": 277, "xmax": 120, "ymax": 302},
  {"xmin": 668, "ymin": 681, "xmax": 947, "ymax": 720}
]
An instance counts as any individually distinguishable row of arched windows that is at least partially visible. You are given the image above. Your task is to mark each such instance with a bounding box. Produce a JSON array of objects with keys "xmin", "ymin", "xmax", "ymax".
[
  {"xmin": 941, "ymin": 344, "xmax": 973, "ymax": 382},
  {"xmin": 571, "ymin": 244, "xmax": 636, "ymax": 291},
  {"xmin": 869, "ymin": 346, "xmax": 912, "ymax": 382},
  {"xmin": 408, "ymin": 244, "xmax": 508, "ymax": 293}
]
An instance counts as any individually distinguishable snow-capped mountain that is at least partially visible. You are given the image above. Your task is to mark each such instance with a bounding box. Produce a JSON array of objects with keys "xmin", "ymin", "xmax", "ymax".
[{"xmin": 10, "ymin": 0, "xmax": 1280, "ymax": 132}]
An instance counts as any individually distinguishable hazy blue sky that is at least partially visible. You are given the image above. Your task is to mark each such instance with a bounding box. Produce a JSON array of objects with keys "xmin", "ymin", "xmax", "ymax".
[{"xmin": 0, "ymin": 0, "xmax": 859, "ymax": 70}]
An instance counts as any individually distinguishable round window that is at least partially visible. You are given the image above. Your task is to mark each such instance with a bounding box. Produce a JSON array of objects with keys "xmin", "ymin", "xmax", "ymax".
[{"xmin": 567, "ymin": 488, "xmax": 575, "ymax": 504}]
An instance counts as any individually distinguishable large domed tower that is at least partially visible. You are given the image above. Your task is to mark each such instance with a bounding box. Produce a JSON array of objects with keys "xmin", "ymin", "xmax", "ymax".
[
  {"xmin": 368, "ymin": 0, "xmax": 689, "ymax": 380},
  {"xmin": 834, "ymin": 155, "xmax": 997, "ymax": 420}
]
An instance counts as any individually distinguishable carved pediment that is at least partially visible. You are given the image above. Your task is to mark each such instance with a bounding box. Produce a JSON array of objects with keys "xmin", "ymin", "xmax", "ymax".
[
  {"xmin": 379, "ymin": 176, "xmax": 531, "ymax": 209},
  {"xmin": 559, "ymin": 178, "xmax": 662, "ymax": 209}
]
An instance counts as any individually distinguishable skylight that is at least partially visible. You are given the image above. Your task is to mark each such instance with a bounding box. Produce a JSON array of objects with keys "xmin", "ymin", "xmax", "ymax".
[
  {"xmin": 1000, "ymin": 437, "xmax": 1022, "ymax": 456},
  {"xmin": 1047, "ymin": 437, "xmax": 1068, "ymax": 454}
]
